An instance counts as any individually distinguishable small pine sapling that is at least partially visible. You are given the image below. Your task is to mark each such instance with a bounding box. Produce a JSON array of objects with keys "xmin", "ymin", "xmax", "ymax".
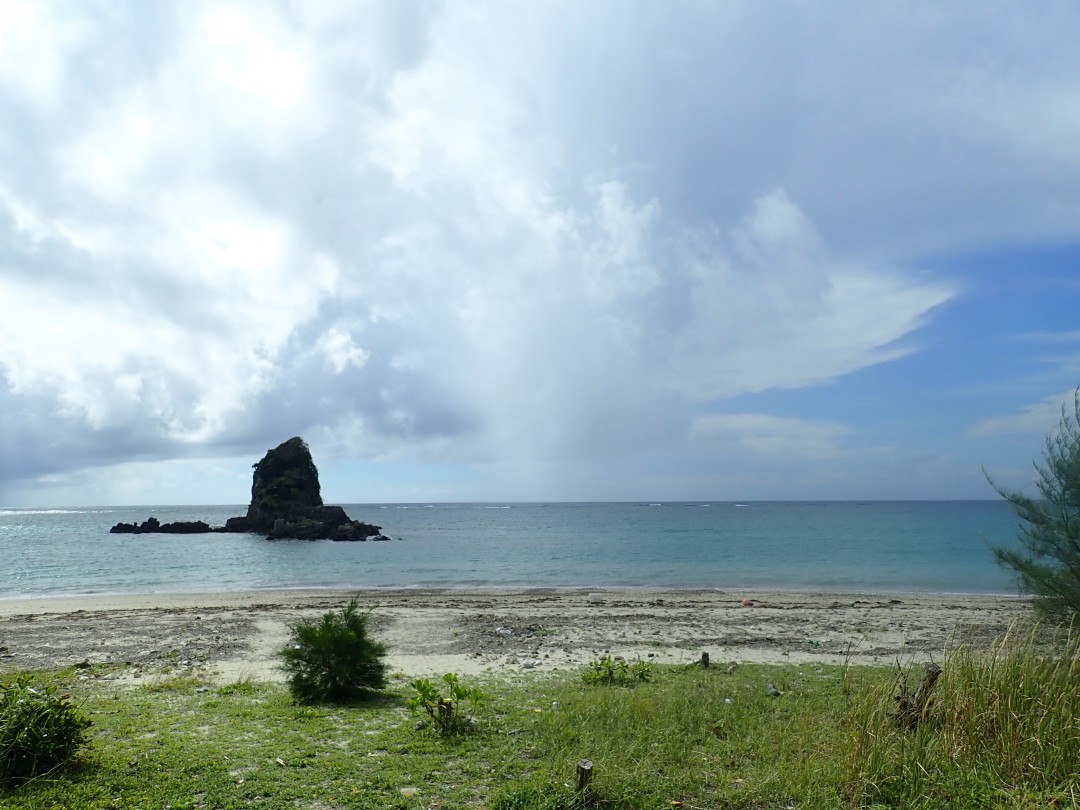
[{"xmin": 279, "ymin": 595, "xmax": 388, "ymax": 704}]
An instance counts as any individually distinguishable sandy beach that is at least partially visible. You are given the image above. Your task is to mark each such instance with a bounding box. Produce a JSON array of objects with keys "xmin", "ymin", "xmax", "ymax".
[{"xmin": 0, "ymin": 588, "xmax": 1029, "ymax": 684}]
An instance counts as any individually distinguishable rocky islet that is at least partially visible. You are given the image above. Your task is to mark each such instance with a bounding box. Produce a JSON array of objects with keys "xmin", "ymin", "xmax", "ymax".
[{"xmin": 110, "ymin": 437, "xmax": 389, "ymax": 541}]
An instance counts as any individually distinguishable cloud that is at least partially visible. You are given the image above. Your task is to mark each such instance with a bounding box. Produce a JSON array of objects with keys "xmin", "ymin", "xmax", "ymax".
[
  {"xmin": 664, "ymin": 192, "xmax": 953, "ymax": 400},
  {"xmin": 1, "ymin": 1, "xmax": 1076, "ymax": 499},
  {"xmin": 1019, "ymin": 331, "xmax": 1080, "ymax": 345},
  {"xmin": 692, "ymin": 413, "xmax": 849, "ymax": 459},
  {"xmin": 969, "ymin": 390, "xmax": 1078, "ymax": 438}
]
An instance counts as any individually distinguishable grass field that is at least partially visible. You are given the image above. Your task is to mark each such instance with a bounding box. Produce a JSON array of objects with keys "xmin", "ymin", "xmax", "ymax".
[{"xmin": 2, "ymin": 627, "xmax": 1077, "ymax": 809}]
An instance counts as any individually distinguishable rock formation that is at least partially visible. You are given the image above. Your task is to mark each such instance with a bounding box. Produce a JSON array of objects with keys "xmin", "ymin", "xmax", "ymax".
[
  {"xmin": 222, "ymin": 437, "xmax": 387, "ymax": 540},
  {"xmin": 110, "ymin": 517, "xmax": 212, "ymax": 534},
  {"xmin": 246, "ymin": 436, "xmax": 324, "ymax": 525},
  {"xmin": 109, "ymin": 437, "xmax": 389, "ymax": 541}
]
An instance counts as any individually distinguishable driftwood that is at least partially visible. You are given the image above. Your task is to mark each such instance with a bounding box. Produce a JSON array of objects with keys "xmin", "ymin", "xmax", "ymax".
[{"xmin": 895, "ymin": 662, "xmax": 942, "ymax": 728}]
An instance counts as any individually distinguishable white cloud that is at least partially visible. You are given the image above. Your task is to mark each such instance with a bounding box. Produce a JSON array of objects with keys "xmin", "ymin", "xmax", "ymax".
[
  {"xmin": 1, "ymin": 1, "xmax": 1077, "ymax": 500},
  {"xmin": 693, "ymin": 413, "xmax": 848, "ymax": 459},
  {"xmin": 666, "ymin": 192, "xmax": 954, "ymax": 399},
  {"xmin": 0, "ymin": 0, "xmax": 90, "ymax": 108},
  {"xmin": 1019, "ymin": 331, "xmax": 1080, "ymax": 345},
  {"xmin": 969, "ymin": 390, "xmax": 1077, "ymax": 438},
  {"xmin": 317, "ymin": 326, "xmax": 370, "ymax": 374}
]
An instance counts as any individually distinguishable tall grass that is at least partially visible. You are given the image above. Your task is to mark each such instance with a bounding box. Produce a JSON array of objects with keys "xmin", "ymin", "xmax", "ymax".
[{"xmin": 850, "ymin": 623, "xmax": 1080, "ymax": 808}]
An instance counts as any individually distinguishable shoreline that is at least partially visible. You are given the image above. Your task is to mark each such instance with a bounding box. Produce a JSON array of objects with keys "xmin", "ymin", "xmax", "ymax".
[
  {"xmin": 0, "ymin": 587, "xmax": 1032, "ymax": 683},
  {"xmin": 0, "ymin": 582, "xmax": 1025, "ymax": 610}
]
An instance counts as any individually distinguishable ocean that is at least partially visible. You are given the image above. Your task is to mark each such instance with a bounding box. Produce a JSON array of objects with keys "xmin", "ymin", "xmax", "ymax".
[{"xmin": 1, "ymin": 501, "xmax": 1025, "ymax": 599}]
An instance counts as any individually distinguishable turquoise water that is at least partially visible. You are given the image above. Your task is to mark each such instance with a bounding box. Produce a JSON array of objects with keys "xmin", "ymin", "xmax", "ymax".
[{"xmin": 0, "ymin": 501, "xmax": 1024, "ymax": 598}]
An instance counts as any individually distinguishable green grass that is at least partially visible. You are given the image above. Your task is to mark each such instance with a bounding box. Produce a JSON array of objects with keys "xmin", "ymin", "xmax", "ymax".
[{"xmin": 2, "ymin": 631, "xmax": 1076, "ymax": 809}]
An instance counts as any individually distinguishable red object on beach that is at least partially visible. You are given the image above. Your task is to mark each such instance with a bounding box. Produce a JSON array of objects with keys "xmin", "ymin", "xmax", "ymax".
[{"xmin": 741, "ymin": 598, "xmax": 753, "ymax": 607}]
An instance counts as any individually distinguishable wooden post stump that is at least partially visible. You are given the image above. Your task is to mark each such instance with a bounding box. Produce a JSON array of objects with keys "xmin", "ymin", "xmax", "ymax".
[
  {"xmin": 700, "ymin": 651, "xmax": 710, "ymax": 668},
  {"xmin": 438, "ymin": 698, "xmax": 453, "ymax": 726},
  {"xmin": 575, "ymin": 759, "xmax": 593, "ymax": 793}
]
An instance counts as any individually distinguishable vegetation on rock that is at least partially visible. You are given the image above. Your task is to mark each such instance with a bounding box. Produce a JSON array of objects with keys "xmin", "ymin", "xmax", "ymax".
[{"xmin": 247, "ymin": 436, "xmax": 323, "ymax": 521}]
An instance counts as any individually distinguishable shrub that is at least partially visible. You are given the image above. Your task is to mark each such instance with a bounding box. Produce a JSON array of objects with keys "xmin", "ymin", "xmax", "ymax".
[
  {"xmin": 407, "ymin": 672, "xmax": 486, "ymax": 735},
  {"xmin": 279, "ymin": 595, "xmax": 388, "ymax": 704},
  {"xmin": 0, "ymin": 674, "xmax": 91, "ymax": 785}
]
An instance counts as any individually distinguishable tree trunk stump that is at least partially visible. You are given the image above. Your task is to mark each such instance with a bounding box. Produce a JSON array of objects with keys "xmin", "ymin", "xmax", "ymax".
[{"xmin": 895, "ymin": 662, "xmax": 942, "ymax": 728}]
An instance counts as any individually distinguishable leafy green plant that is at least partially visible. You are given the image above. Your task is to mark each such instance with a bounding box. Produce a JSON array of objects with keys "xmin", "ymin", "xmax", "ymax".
[
  {"xmin": 407, "ymin": 672, "xmax": 486, "ymax": 734},
  {"xmin": 278, "ymin": 595, "xmax": 388, "ymax": 704},
  {"xmin": 0, "ymin": 673, "xmax": 91, "ymax": 785},
  {"xmin": 581, "ymin": 655, "xmax": 652, "ymax": 686}
]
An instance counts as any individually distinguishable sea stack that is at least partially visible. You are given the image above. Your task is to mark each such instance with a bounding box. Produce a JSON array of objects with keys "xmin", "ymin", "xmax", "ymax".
[
  {"xmin": 222, "ymin": 437, "xmax": 388, "ymax": 541},
  {"xmin": 110, "ymin": 437, "xmax": 389, "ymax": 540},
  {"xmin": 244, "ymin": 435, "xmax": 324, "ymax": 526}
]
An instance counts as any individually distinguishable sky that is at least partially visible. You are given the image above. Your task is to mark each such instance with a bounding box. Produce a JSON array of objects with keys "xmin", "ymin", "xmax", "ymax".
[{"xmin": 2, "ymin": 1, "xmax": 1080, "ymax": 506}]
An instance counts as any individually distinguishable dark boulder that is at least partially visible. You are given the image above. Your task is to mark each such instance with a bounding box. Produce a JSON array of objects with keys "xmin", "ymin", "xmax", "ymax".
[{"xmin": 262, "ymin": 505, "xmax": 388, "ymax": 541}]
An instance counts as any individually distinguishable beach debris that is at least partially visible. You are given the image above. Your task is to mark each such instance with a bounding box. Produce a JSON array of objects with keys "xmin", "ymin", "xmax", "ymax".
[
  {"xmin": 806, "ymin": 639, "xmax": 822, "ymax": 648},
  {"xmin": 399, "ymin": 787, "xmax": 419, "ymax": 798},
  {"xmin": 766, "ymin": 681, "xmax": 781, "ymax": 698},
  {"xmin": 894, "ymin": 661, "xmax": 942, "ymax": 728},
  {"xmin": 741, "ymin": 598, "xmax": 754, "ymax": 607},
  {"xmin": 588, "ymin": 593, "xmax": 604, "ymax": 604},
  {"xmin": 726, "ymin": 661, "xmax": 738, "ymax": 673}
]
